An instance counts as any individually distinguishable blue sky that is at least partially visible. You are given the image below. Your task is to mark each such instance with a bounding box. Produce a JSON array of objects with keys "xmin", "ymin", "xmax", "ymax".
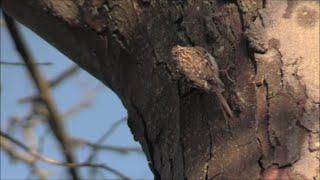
[{"xmin": 0, "ymin": 16, "xmax": 152, "ymax": 179}]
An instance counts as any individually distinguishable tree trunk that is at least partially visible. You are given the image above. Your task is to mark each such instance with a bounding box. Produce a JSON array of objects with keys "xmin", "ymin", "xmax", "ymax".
[{"xmin": 2, "ymin": 0, "xmax": 319, "ymax": 179}]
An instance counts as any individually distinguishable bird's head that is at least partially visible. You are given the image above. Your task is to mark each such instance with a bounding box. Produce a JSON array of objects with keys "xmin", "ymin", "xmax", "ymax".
[
  {"xmin": 171, "ymin": 45, "xmax": 186, "ymax": 53},
  {"xmin": 171, "ymin": 45, "xmax": 188, "ymax": 59}
]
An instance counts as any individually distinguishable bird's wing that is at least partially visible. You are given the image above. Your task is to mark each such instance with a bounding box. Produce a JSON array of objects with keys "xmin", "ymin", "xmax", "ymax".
[{"xmin": 194, "ymin": 46, "xmax": 219, "ymax": 76}]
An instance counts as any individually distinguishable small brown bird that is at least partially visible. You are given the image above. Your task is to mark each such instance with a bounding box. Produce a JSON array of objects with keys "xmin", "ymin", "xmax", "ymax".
[{"xmin": 171, "ymin": 45, "xmax": 234, "ymax": 119}]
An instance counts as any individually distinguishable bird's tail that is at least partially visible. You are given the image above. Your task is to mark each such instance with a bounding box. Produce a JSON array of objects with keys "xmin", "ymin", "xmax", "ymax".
[
  {"xmin": 208, "ymin": 77, "xmax": 225, "ymax": 93},
  {"xmin": 216, "ymin": 92, "xmax": 234, "ymax": 119}
]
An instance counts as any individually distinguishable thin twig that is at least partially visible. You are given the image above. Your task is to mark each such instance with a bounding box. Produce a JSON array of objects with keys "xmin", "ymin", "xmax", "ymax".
[
  {"xmin": 62, "ymin": 100, "xmax": 91, "ymax": 119},
  {"xmin": 86, "ymin": 117, "xmax": 127, "ymax": 162},
  {"xmin": 86, "ymin": 117, "xmax": 126, "ymax": 177},
  {"xmin": 1, "ymin": 137, "xmax": 48, "ymax": 180},
  {"xmin": 4, "ymin": 13, "xmax": 79, "ymax": 180},
  {"xmin": 50, "ymin": 65, "xmax": 79, "ymax": 87},
  {"xmin": 71, "ymin": 137, "xmax": 142, "ymax": 154},
  {"xmin": 0, "ymin": 61, "xmax": 52, "ymax": 66},
  {"xmin": 62, "ymin": 85, "xmax": 103, "ymax": 119},
  {"xmin": 97, "ymin": 118, "xmax": 127, "ymax": 143},
  {"xmin": 0, "ymin": 130, "xmax": 129, "ymax": 180},
  {"xmin": 1, "ymin": 136, "xmax": 34, "ymax": 164},
  {"xmin": 19, "ymin": 65, "xmax": 79, "ymax": 103}
]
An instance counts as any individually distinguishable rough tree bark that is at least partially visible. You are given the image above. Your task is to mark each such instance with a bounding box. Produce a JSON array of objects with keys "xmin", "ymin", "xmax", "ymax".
[{"xmin": 2, "ymin": 0, "xmax": 319, "ymax": 179}]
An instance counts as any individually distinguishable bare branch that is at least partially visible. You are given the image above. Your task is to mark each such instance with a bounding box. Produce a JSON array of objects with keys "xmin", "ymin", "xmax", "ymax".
[
  {"xmin": 49, "ymin": 65, "xmax": 79, "ymax": 87},
  {"xmin": 0, "ymin": 61, "xmax": 52, "ymax": 66},
  {"xmin": 3, "ymin": 13, "xmax": 79, "ymax": 179},
  {"xmin": 85, "ymin": 117, "xmax": 127, "ymax": 177},
  {"xmin": 71, "ymin": 137, "xmax": 143, "ymax": 154},
  {"xmin": 18, "ymin": 65, "xmax": 80, "ymax": 104},
  {"xmin": 62, "ymin": 85, "xmax": 103, "ymax": 119},
  {"xmin": 1, "ymin": 136, "xmax": 34, "ymax": 164},
  {"xmin": 0, "ymin": 130, "xmax": 129, "ymax": 180},
  {"xmin": 86, "ymin": 117, "xmax": 127, "ymax": 162},
  {"xmin": 62, "ymin": 100, "xmax": 91, "ymax": 119},
  {"xmin": 97, "ymin": 117, "xmax": 127, "ymax": 143},
  {"xmin": 0, "ymin": 137, "xmax": 48, "ymax": 180}
]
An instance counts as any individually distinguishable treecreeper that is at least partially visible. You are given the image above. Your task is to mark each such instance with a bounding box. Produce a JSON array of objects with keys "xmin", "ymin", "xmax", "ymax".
[{"xmin": 171, "ymin": 45, "xmax": 234, "ymax": 120}]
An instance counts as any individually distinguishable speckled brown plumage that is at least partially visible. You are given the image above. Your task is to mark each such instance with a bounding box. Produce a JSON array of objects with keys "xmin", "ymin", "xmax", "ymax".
[{"xmin": 171, "ymin": 45, "xmax": 234, "ymax": 119}]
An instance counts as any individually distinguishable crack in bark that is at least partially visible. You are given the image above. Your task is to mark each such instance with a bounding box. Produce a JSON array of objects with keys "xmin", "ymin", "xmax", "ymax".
[
  {"xmin": 205, "ymin": 115, "xmax": 212, "ymax": 180},
  {"xmin": 248, "ymin": 46, "xmax": 258, "ymax": 74},
  {"xmin": 169, "ymin": 158, "xmax": 174, "ymax": 180},
  {"xmin": 234, "ymin": 0, "xmax": 246, "ymax": 31},
  {"xmin": 255, "ymin": 77, "xmax": 275, "ymax": 170},
  {"xmin": 204, "ymin": 162, "xmax": 209, "ymax": 180},
  {"xmin": 264, "ymin": 80, "xmax": 274, "ymax": 151},
  {"xmin": 199, "ymin": 95, "xmax": 214, "ymax": 180},
  {"xmin": 205, "ymin": 136, "xmax": 213, "ymax": 180},
  {"xmin": 274, "ymin": 48, "xmax": 284, "ymax": 88},
  {"xmin": 210, "ymin": 172, "xmax": 221, "ymax": 180},
  {"xmin": 262, "ymin": 0, "xmax": 267, "ymax": 8},
  {"xmin": 256, "ymin": 137, "xmax": 263, "ymax": 152},
  {"xmin": 295, "ymin": 120, "xmax": 313, "ymax": 133},
  {"xmin": 178, "ymin": 103, "xmax": 186, "ymax": 180},
  {"xmin": 206, "ymin": 130, "xmax": 213, "ymax": 180},
  {"xmin": 178, "ymin": 128, "xmax": 186, "ymax": 180},
  {"xmin": 111, "ymin": 29, "xmax": 130, "ymax": 52},
  {"xmin": 258, "ymin": 155, "xmax": 265, "ymax": 174}
]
